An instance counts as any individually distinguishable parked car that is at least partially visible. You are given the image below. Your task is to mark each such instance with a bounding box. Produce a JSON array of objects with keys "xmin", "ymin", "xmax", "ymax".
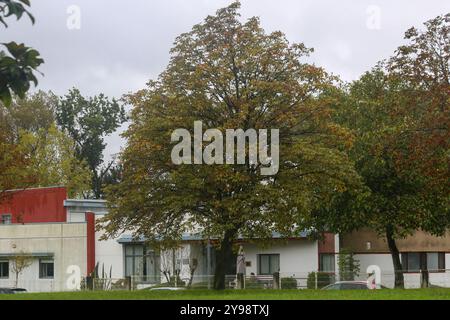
[
  {"xmin": 11, "ymin": 288, "xmax": 27, "ymax": 293},
  {"xmin": 322, "ymin": 281, "xmax": 378, "ymax": 290},
  {"xmin": 0, "ymin": 288, "xmax": 15, "ymax": 294},
  {"xmin": 149, "ymin": 287, "xmax": 186, "ymax": 291}
]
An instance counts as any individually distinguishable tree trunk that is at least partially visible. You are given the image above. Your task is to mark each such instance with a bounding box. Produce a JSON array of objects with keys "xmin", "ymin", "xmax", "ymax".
[
  {"xmin": 213, "ymin": 230, "xmax": 235, "ymax": 290},
  {"xmin": 386, "ymin": 226, "xmax": 405, "ymax": 288}
]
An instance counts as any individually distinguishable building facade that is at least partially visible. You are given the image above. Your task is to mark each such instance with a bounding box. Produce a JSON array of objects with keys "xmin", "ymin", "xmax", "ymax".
[
  {"xmin": 343, "ymin": 229, "xmax": 450, "ymax": 288},
  {"xmin": 0, "ymin": 187, "xmax": 339, "ymax": 291}
]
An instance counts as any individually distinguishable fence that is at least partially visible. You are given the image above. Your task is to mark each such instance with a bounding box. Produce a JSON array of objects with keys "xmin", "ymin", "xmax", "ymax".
[{"xmin": 3, "ymin": 269, "xmax": 450, "ymax": 293}]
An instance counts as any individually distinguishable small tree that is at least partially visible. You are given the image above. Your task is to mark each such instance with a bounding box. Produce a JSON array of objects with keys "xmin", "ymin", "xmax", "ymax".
[
  {"xmin": 11, "ymin": 252, "xmax": 33, "ymax": 288},
  {"xmin": 183, "ymin": 246, "xmax": 200, "ymax": 288},
  {"xmin": 338, "ymin": 248, "xmax": 360, "ymax": 281},
  {"xmin": 159, "ymin": 248, "xmax": 176, "ymax": 283}
]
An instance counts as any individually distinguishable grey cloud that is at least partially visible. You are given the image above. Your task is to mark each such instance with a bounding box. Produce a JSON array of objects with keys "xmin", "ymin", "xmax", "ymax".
[{"xmin": 1, "ymin": 0, "xmax": 449, "ymax": 159}]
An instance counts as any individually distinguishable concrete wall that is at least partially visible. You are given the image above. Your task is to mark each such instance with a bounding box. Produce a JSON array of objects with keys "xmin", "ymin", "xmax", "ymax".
[
  {"xmin": 355, "ymin": 253, "xmax": 450, "ymax": 288},
  {"xmin": 243, "ymin": 239, "xmax": 318, "ymax": 277},
  {"xmin": 94, "ymin": 215, "xmax": 124, "ymax": 279},
  {"xmin": 0, "ymin": 223, "xmax": 87, "ymax": 292},
  {"xmin": 344, "ymin": 228, "xmax": 450, "ymax": 252}
]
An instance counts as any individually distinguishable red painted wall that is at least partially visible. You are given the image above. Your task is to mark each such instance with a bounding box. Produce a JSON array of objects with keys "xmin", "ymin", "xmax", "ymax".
[
  {"xmin": 0, "ymin": 187, "xmax": 67, "ymax": 223},
  {"xmin": 85, "ymin": 212, "xmax": 96, "ymax": 276},
  {"xmin": 318, "ymin": 233, "xmax": 336, "ymax": 254}
]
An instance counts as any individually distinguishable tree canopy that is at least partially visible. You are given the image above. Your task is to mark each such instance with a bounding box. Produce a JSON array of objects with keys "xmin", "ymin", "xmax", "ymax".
[
  {"xmin": 55, "ymin": 88, "xmax": 127, "ymax": 199},
  {"xmin": 332, "ymin": 13, "xmax": 449, "ymax": 288},
  {"xmin": 101, "ymin": 2, "xmax": 361, "ymax": 289},
  {"xmin": 0, "ymin": 93, "xmax": 92, "ymax": 198}
]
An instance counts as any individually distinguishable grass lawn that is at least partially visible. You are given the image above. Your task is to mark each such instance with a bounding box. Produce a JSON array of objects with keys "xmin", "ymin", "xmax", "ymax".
[{"xmin": 1, "ymin": 288, "xmax": 450, "ymax": 300}]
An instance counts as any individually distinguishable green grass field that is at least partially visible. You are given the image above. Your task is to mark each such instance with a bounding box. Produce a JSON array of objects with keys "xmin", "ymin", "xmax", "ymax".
[{"xmin": 1, "ymin": 288, "xmax": 450, "ymax": 300}]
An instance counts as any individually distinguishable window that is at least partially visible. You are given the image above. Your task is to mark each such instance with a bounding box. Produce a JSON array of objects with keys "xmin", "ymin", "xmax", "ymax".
[
  {"xmin": 0, "ymin": 260, "xmax": 9, "ymax": 278},
  {"xmin": 340, "ymin": 283, "xmax": 368, "ymax": 290},
  {"xmin": 404, "ymin": 253, "xmax": 421, "ymax": 272},
  {"xmin": 258, "ymin": 254, "xmax": 280, "ymax": 275},
  {"xmin": 402, "ymin": 253, "xmax": 445, "ymax": 272},
  {"xmin": 319, "ymin": 254, "xmax": 335, "ymax": 273},
  {"xmin": 124, "ymin": 244, "xmax": 160, "ymax": 282},
  {"xmin": 1, "ymin": 214, "xmax": 12, "ymax": 225},
  {"xmin": 427, "ymin": 253, "xmax": 445, "ymax": 272},
  {"xmin": 39, "ymin": 259, "xmax": 54, "ymax": 279}
]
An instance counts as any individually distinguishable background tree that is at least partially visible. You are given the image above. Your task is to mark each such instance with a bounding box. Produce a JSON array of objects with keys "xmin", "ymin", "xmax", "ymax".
[
  {"xmin": 22, "ymin": 124, "xmax": 92, "ymax": 198},
  {"xmin": 0, "ymin": 0, "xmax": 43, "ymax": 106},
  {"xmin": 1, "ymin": 92, "xmax": 92, "ymax": 198},
  {"xmin": 0, "ymin": 124, "xmax": 36, "ymax": 199},
  {"xmin": 55, "ymin": 88, "xmax": 127, "ymax": 199},
  {"xmin": 0, "ymin": 95, "xmax": 40, "ymax": 198},
  {"xmin": 101, "ymin": 2, "xmax": 361, "ymax": 290},
  {"xmin": 2, "ymin": 90, "xmax": 56, "ymax": 134},
  {"xmin": 332, "ymin": 14, "xmax": 449, "ymax": 288}
]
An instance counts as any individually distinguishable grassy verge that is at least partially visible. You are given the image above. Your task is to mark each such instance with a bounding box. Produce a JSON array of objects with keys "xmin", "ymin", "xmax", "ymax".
[{"xmin": 1, "ymin": 288, "xmax": 450, "ymax": 300}]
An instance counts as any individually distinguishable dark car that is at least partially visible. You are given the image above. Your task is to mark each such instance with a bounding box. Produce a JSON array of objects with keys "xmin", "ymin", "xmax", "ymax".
[
  {"xmin": 322, "ymin": 281, "xmax": 372, "ymax": 290},
  {"xmin": 0, "ymin": 288, "xmax": 15, "ymax": 294},
  {"xmin": 11, "ymin": 288, "xmax": 27, "ymax": 293}
]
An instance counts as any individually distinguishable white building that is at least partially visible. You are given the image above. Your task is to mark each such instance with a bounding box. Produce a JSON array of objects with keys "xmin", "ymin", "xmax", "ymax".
[{"xmin": 0, "ymin": 187, "xmax": 339, "ymax": 291}]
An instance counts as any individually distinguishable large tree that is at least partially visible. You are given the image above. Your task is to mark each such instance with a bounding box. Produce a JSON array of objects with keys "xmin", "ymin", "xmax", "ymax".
[
  {"xmin": 333, "ymin": 14, "xmax": 449, "ymax": 288},
  {"xmin": 101, "ymin": 2, "xmax": 360, "ymax": 289},
  {"xmin": 55, "ymin": 88, "xmax": 127, "ymax": 199}
]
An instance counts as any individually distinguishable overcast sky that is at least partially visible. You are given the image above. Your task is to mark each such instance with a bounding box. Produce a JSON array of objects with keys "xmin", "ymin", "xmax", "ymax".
[{"xmin": 2, "ymin": 0, "xmax": 449, "ymax": 160}]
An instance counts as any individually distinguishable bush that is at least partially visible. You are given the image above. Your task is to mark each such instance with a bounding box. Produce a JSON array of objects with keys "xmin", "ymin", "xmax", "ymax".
[
  {"xmin": 307, "ymin": 272, "xmax": 331, "ymax": 289},
  {"xmin": 338, "ymin": 249, "xmax": 360, "ymax": 281},
  {"xmin": 245, "ymin": 277, "xmax": 264, "ymax": 289},
  {"xmin": 280, "ymin": 277, "xmax": 297, "ymax": 289}
]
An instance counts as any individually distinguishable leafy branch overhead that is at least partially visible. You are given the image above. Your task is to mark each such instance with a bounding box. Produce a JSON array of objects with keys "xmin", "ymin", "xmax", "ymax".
[
  {"xmin": 0, "ymin": 0, "xmax": 44, "ymax": 106},
  {"xmin": 0, "ymin": 0, "xmax": 35, "ymax": 27}
]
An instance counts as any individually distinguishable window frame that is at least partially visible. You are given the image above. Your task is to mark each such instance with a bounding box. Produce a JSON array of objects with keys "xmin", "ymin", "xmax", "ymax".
[
  {"xmin": 39, "ymin": 258, "xmax": 54, "ymax": 279},
  {"xmin": 1, "ymin": 214, "xmax": 12, "ymax": 225},
  {"xmin": 257, "ymin": 254, "xmax": 280, "ymax": 276},
  {"xmin": 319, "ymin": 253, "xmax": 336, "ymax": 273},
  {"xmin": 124, "ymin": 244, "xmax": 160, "ymax": 282},
  {"xmin": 401, "ymin": 252, "xmax": 445, "ymax": 273},
  {"xmin": 0, "ymin": 260, "xmax": 9, "ymax": 279}
]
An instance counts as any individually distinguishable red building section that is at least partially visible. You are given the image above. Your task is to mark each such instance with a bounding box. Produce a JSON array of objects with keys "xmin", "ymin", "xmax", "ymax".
[
  {"xmin": 85, "ymin": 212, "xmax": 96, "ymax": 275},
  {"xmin": 318, "ymin": 233, "xmax": 336, "ymax": 254},
  {"xmin": 0, "ymin": 187, "xmax": 68, "ymax": 224}
]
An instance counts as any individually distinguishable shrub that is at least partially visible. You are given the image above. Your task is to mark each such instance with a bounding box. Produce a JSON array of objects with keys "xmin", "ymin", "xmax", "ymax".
[
  {"xmin": 281, "ymin": 277, "xmax": 297, "ymax": 289},
  {"xmin": 338, "ymin": 248, "xmax": 360, "ymax": 281},
  {"xmin": 307, "ymin": 272, "xmax": 331, "ymax": 289},
  {"xmin": 245, "ymin": 277, "xmax": 264, "ymax": 289}
]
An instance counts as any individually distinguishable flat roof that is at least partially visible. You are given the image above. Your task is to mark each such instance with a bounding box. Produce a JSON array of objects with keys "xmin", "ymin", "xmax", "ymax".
[
  {"xmin": 64, "ymin": 199, "xmax": 107, "ymax": 209},
  {"xmin": 0, "ymin": 252, "xmax": 54, "ymax": 258},
  {"xmin": 117, "ymin": 231, "xmax": 310, "ymax": 244}
]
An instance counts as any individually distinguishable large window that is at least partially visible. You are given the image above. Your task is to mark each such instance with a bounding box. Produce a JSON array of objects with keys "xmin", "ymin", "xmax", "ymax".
[
  {"xmin": 258, "ymin": 254, "xmax": 280, "ymax": 275},
  {"xmin": 402, "ymin": 252, "xmax": 445, "ymax": 272},
  {"xmin": 1, "ymin": 214, "xmax": 11, "ymax": 225},
  {"xmin": 124, "ymin": 244, "xmax": 160, "ymax": 282},
  {"xmin": 319, "ymin": 254, "xmax": 335, "ymax": 273},
  {"xmin": 39, "ymin": 259, "xmax": 54, "ymax": 279},
  {"xmin": 0, "ymin": 260, "xmax": 9, "ymax": 278}
]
